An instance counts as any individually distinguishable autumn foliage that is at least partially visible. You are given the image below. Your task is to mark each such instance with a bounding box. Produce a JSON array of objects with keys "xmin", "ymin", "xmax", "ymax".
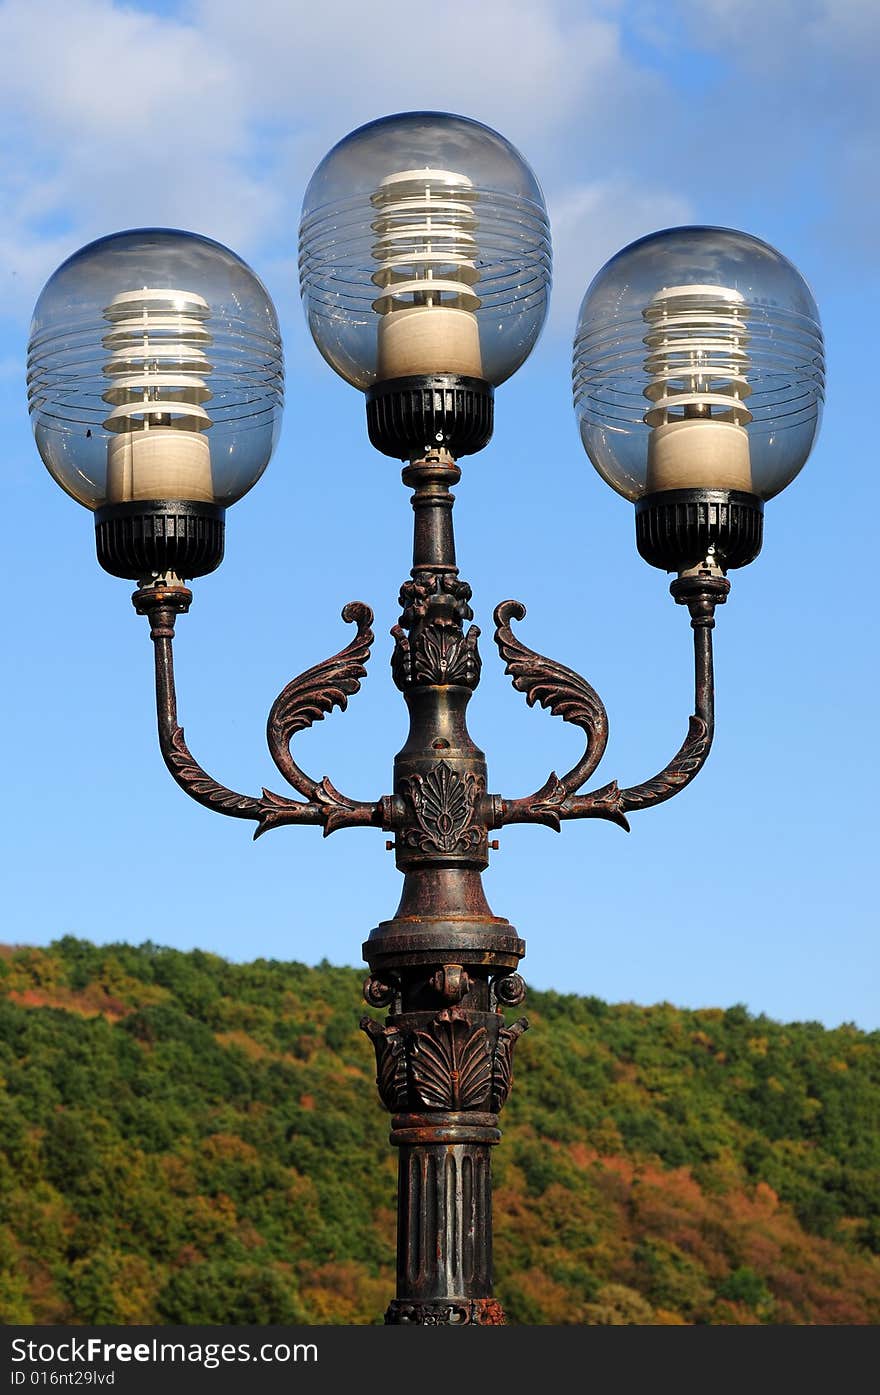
[{"xmin": 1, "ymin": 938, "xmax": 878, "ymax": 1324}]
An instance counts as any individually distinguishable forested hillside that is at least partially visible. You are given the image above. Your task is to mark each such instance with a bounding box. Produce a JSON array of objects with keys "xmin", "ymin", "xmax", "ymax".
[{"xmin": 1, "ymin": 938, "xmax": 878, "ymax": 1324}]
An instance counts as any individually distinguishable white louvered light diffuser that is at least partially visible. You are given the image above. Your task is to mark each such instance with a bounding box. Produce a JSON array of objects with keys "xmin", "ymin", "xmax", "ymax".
[
  {"xmin": 642, "ymin": 284, "xmax": 753, "ymax": 494},
  {"xmin": 573, "ymin": 226, "xmax": 824, "ymax": 504},
  {"xmin": 370, "ymin": 167, "xmax": 483, "ymax": 381},
  {"xmin": 28, "ymin": 228, "xmax": 283, "ymax": 525},
  {"xmin": 299, "ymin": 111, "xmax": 551, "ymax": 391},
  {"xmin": 102, "ymin": 287, "xmax": 215, "ymax": 504}
]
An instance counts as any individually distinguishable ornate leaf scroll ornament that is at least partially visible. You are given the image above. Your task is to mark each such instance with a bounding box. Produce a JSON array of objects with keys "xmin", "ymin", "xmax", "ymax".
[
  {"xmin": 360, "ymin": 1017, "xmax": 409, "ymax": 1113},
  {"xmin": 493, "ymin": 599, "xmax": 609, "ymax": 797},
  {"xmin": 269, "ymin": 601, "xmax": 374, "ymax": 738},
  {"xmin": 410, "ymin": 1010, "xmax": 493, "ymax": 1111},
  {"xmin": 163, "ymin": 726, "xmax": 316, "ymax": 838},
  {"xmin": 567, "ymin": 714, "xmax": 711, "ymax": 826},
  {"xmin": 413, "ymin": 623, "xmax": 481, "ymax": 687},
  {"xmin": 146, "ymin": 595, "xmax": 381, "ymax": 839},
  {"xmin": 391, "ymin": 570, "xmax": 481, "ymax": 689},
  {"xmin": 164, "ymin": 727, "xmax": 265, "ymax": 818},
  {"xmin": 617, "ymin": 714, "xmax": 710, "ymax": 811},
  {"xmin": 401, "ymin": 761, "xmax": 484, "ymax": 855},
  {"xmin": 491, "ymin": 1017, "xmax": 529, "ymax": 1113},
  {"xmin": 266, "ymin": 602, "xmax": 375, "ymax": 802}
]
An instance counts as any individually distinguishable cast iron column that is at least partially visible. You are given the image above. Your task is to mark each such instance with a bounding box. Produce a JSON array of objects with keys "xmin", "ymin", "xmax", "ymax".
[
  {"xmin": 131, "ymin": 451, "xmax": 727, "ymax": 1326},
  {"xmin": 361, "ymin": 457, "xmax": 527, "ymax": 1325}
]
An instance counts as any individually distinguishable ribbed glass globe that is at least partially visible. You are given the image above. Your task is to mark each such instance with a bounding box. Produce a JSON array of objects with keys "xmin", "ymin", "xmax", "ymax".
[
  {"xmin": 572, "ymin": 226, "xmax": 824, "ymax": 502},
  {"xmin": 28, "ymin": 229, "xmax": 284, "ymax": 510},
  {"xmin": 299, "ymin": 111, "xmax": 551, "ymax": 390}
]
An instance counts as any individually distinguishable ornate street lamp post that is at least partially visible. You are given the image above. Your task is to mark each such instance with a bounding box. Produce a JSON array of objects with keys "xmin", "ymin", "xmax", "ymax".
[{"xmin": 27, "ymin": 112, "xmax": 824, "ymax": 1326}]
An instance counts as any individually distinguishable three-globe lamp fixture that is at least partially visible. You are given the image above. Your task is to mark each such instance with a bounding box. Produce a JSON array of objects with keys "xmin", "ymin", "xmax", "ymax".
[{"xmin": 26, "ymin": 111, "xmax": 824, "ymax": 1327}]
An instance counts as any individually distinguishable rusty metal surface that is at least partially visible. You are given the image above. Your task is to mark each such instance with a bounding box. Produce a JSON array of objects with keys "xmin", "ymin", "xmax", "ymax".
[
  {"xmin": 134, "ymin": 584, "xmax": 383, "ymax": 839},
  {"xmin": 133, "ymin": 462, "xmax": 730, "ymax": 1325},
  {"xmin": 490, "ymin": 569, "xmax": 729, "ymax": 832},
  {"xmin": 266, "ymin": 601, "xmax": 375, "ymax": 807}
]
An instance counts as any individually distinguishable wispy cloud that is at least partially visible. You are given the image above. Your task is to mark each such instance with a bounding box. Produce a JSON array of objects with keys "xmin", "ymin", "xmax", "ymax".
[
  {"xmin": 0, "ymin": 0, "xmax": 273, "ymax": 312},
  {"xmin": 0, "ymin": 0, "xmax": 875, "ymax": 326},
  {"xmin": 548, "ymin": 179, "xmax": 694, "ymax": 332}
]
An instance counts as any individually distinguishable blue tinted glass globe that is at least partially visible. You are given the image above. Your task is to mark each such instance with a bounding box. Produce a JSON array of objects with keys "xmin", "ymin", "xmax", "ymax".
[
  {"xmin": 573, "ymin": 226, "xmax": 824, "ymax": 502},
  {"xmin": 28, "ymin": 228, "xmax": 284, "ymax": 510},
  {"xmin": 300, "ymin": 111, "xmax": 551, "ymax": 390}
]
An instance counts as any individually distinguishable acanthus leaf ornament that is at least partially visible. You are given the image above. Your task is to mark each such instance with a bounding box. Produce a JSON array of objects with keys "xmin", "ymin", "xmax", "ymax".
[
  {"xmin": 165, "ymin": 725, "xmax": 267, "ymax": 819},
  {"xmin": 162, "ymin": 722, "xmax": 330, "ymax": 836},
  {"xmin": 414, "ymin": 622, "xmax": 481, "ymax": 687},
  {"xmin": 566, "ymin": 779, "xmax": 630, "ymax": 831},
  {"xmin": 162, "ymin": 718, "xmax": 367, "ymax": 842},
  {"xmin": 267, "ymin": 602, "xmax": 375, "ymax": 802},
  {"xmin": 524, "ymin": 771, "xmax": 569, "ymax": 832},
  {"xmin": 491, "ymin": 1016, "xmax": 529, "ymax": 1113},
  {"xmin": 269, "ymin": 601, "xmax": 374, "ymax": 738},
  {"xmin": 493, "ymin": 599, "xmax": 609, "ymax": 794},
  {"xmin": 392, "ymin": 571, "xmax": 481, "ymax": 689},
  {"xmin": 400, "ymin": 761, "xmax": 484, "ymax": 856},
  {"xmin": 360, "ymin": 1017, "xmax": 409, "ymax": 1113},
  {"xmin": 140, "ymin": 593, "xmax": 381, "ymax": 841},
  {"xmin": 616, "ymin": 714, "xmax": 711, "ymax": 811},
  {"xmin": 491, "ymin": 585, "xmax": 724, "ymax": 831},
  {"xmin": 410, "ymin": 1009, "xmax": 493, "ymax": 1112}
]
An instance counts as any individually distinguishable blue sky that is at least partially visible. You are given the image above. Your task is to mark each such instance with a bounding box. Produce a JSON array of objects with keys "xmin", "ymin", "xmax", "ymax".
[{"xmin": 2, "ymin": 0, "xmax": 877, "ymax": 1029}]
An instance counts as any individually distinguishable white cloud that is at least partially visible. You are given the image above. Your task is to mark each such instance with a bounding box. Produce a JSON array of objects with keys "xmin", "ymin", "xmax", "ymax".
[
  {"xmin": 0, "ymin": 0, "xmax": 666, "ymax": 323},
  {"xmin": 189, "ymin": 0, "xmax": 627, "ymax": 141},
  {"xmin": 548, "ymin": 179, "xmax": 694, "ymax": 332},
  {"xmin": 0, "ymin": 0, "xmax": 241, "ymax": 143},
  {"xmin": 4, "ymin": 0, "xmax": 867, "ymax": 331},
  {"xmin": 0, "ymin": 0, "xmax": 275, "ymax": 315},
  {"xmin": 670, "ymin": 0, "xmax": 879, "ymax": 67}
]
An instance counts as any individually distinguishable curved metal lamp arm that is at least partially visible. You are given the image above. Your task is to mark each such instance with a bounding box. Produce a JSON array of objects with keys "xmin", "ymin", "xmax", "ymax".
[
  {"xmin": 489, "ymin": 573, "xmax": 729, "ymax": 833},
  {"xmin": 266, "ymin": 601, "xmax": 378, "ymax": 816},
  {"xmin": 135, "ymin": 586, "xmax": 381, "ymax": 839},
  {"xmin": 490, "ymin": 599, "xmax": 609, "ymax": 830}
]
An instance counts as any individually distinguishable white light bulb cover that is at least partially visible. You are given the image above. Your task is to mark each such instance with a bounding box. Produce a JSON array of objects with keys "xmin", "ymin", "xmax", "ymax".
[
  {"xmin": 28, "ymin": 229, "xmax": 284, "ymax": 510},
  {"xmin": 101, "ymin": 286, "xmax": 215, "ymax": 504},
  {"xmin": 299, "ymin": 112, "xmax": 551, "ymax": 390},
  {"xmin": 370, "ymin": 167, "xmax": 484, "ymax": 381},
  {"xmin": 572, "ymin": 226, "xmax": 824, "ymax": 502}
]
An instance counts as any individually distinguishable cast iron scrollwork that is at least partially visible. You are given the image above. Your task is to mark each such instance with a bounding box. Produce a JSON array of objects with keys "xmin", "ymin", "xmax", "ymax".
[
  {"xmin": 386, "ymin": 1299, "xmax": 506, "ymax": 1326},
  {"xmin": 360, "ymin": 1017, "xmax": 409, "ymax": 1112},
  {"xmin": 360, "ymin": 1007, "xmax": 529, "ymax": 1116},
  {"xmin": 133, "ymin": 439, "xmax": 734, "ymax": 1329},
  {"xmin": 399, "ymin": 761, "xmax": 485, "ymax": 856},
  {"xmin": 491, "ymin": 1017, "xmax": 529, "ymax": 1112},
  {"xmin": 491, "ymin": 577, "xmax": 725, "ymax": 832},
  {"xmin": 392, "ymin": 573, "xmax": 481, "ymax": 690},
  {"xmin": 492, "ymin": 972, "xmax": 526, "ymax": 1008},
  {"xmin": 491, "ymin": 598, "xmax": 611, "ymax": 829},
  {"xmin": 565, "ymin": 573, "xmax": 726, "ymax": 823},
  {"xmin": 266, "ymin": 601, "xmax": 382, "ymax": 833},
  {"xmin": 363, "ymin": 974, "xmax": 397, "ymax": 1009},
  {"xmin": 410, "ymin": 1011, "xmax": 493, "ymax": 1111},
  {"xmin": 137, "ymin": 587, "xmax": 382, "ymax": 839}
]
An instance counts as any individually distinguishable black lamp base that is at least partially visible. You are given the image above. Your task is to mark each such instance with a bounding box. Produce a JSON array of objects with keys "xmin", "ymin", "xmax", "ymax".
[
  {"xmin": 635, "ymin": 489, "xmax": 764, "ymax": 573},
  {"xmin": 365, "ymin": 375, "xmax": 494, "ymax": 460},
  {"xmin": 94, "ymin": 500, "xmax": 225, "ymax": 581}
]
